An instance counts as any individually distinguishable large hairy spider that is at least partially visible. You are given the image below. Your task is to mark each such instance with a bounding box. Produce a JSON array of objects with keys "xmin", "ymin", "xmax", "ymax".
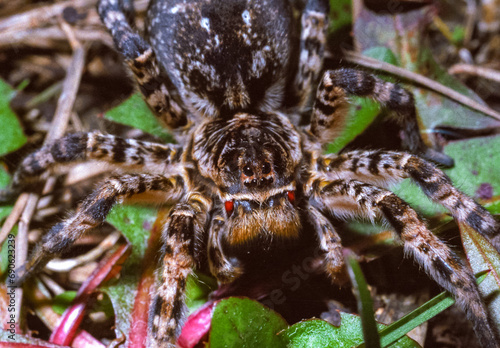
[{"xmin": 12, "ymin": 0, "xmax": 500, "ymax": 346}]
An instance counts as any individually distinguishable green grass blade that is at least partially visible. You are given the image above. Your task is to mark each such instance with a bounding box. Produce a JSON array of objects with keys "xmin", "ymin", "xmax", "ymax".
[
  {"xmin": 377, "ymin": 291, "xmax": 454, "ymax": 347},
  {"xmin": 347, "ymin": 253, "xmax": 381, "ymax": 348},
  {"xmin": 377, "ymin": 271, "xmax": 489, "ymax": 347}
]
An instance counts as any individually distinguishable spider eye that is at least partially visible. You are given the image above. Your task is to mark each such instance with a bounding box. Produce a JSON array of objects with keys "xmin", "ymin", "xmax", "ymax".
[
  {"xmin": 243, "ymin": 166, "xmax": 253, "ymax": 177},
  {"xmin": 225, "ymin": 200, "xmax": 234, "ymax": 215},
  {"xmin": 262, "ymin": 162, "xmax": 271, "ymax": 174},
  {"xmin": 287, "ymin": 191, "xmax": 295, "ymax": 203}
]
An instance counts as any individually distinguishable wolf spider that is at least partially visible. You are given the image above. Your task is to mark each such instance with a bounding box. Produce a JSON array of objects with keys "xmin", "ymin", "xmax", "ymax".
[{"xmin": 11, "ymin": 0, "xmax": 499, "ymax": 346}]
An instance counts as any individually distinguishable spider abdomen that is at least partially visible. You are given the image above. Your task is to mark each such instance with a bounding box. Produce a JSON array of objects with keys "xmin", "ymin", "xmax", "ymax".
[{"xmin": 146, "ymin": 0, "xmax": 293, "ymax": 116}]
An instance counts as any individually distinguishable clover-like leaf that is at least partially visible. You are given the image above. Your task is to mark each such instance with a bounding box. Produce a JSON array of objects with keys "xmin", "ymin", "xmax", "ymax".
[
  {"xmin": 280, "ymin": 312, "xmax": 420, "ymax": 348},
  {"xmin": 209, "ymin": 297, "xmax": 288, "ymax": 348}
]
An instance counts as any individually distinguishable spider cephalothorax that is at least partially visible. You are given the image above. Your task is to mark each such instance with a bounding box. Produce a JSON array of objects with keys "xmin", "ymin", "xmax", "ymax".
[{"xmin": 12, "ymin": 0, "xmax": 500, "ymax": 347}]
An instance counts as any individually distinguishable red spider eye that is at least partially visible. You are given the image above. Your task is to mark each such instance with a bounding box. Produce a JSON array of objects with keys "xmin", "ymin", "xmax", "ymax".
[
  {"xmin": 225, "ymin": 200, "xmax": 234, "ymax": 215},
  {"xmin": 287, "ymin": 191, "xmax": 295, "ymax": 203}
]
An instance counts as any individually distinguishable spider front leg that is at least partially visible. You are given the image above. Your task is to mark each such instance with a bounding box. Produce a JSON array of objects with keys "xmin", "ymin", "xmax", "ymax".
[
  {"xmin": 15, "ymin": 173, "xmax": 184, "ymax": 284},
  {"xmin": 316, "ymin": 150, "xmax": 498, "ymax": 244},
  {"xmin": 309, "ymin": 68, "xmax": 453, "ymax": 166},
  {"xmin": 97, "ymin": 0, "xmax": 190, "ymax": 134},
  {"xmin": 12, "ymin": 131, "xmax": 182, "ymax": 190},
  {"xmin": 149, "ymin": 193, "xmax": 211, "ymax": 347},
  {"xmin": 308, "ymin": 205, "xmax": 348, "ymax": 284},
  {"xmin": 310, "ymin": 178, "xmax": 500, "ymax": 348}
]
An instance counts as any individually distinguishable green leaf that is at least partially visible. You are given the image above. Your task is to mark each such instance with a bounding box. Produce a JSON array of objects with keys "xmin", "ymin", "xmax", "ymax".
[
  {"xmin": 459, "ymin": 222, "xmax": 500, "ymax": 330},
  {"xmin": 0, "ymin": 227, "xmax": 16, "ymax": 276},
  {"xmin": 185, "ymin": 271, "xmax": 217, "ymax": 313},
  {"xmin": 347, "ymin": 254, "xmax": 381, "ymax": 348},
  {"xmin": 327, "ymin": 97, "xmax": 380, "ymax": 154},
  {"xmin": 0, "ymin": 167, "xmax": 13, "ymax": 222},
  {"xmin": 0, "ymin": 80, "xmax": 27, "ymax": 156},
  {"xmin": 327, "ymin": 46, "xmax": 399, "ymax": 155},
  {"xmin": 363, "ymin": 47, "xmax": 400, "ymax": 67},
  {"xmin": 451, "ymin": 26, "xmax": 465, "ymax": 45},
  {"xmin": 101, "ymin": 205, "xmax": 157, "ymax": 339},
  {"xmin": 484, "ymin": 199, "xmax": 500, "ymax": 215},
  {"xmin": 329, "ymin": 0, "xmax": 352, "ymax": 34},
  {"xmin": 209, "ymin": 297, "xmax": 288, "ymax": 348},
  {"xmin": 52, "ymin": 291, "xmax": 77, "ymax": 315},
  {"xmin": 104, "ymin": 93, "xmax": 174, "ymax": 142},
  {"xmin": 280, "ymin": 312, "xmax": 420, "ymax": 348}
]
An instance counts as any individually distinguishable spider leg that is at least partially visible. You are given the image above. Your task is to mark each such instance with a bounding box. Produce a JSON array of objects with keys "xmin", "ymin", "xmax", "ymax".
[
  {"xmin": 290, "ymin": 0, "xmax": 329, "ymax": 110},
  {"xmin": 149, "ymin": 193, "xmax": 211, "ymax": 347},
  {"xmin": 117, "ymin": 0, "xmax": 135, "ymax": 27},
  {"xmin": 308, "ymin": 205, "xmax": 348, "ymax": 284},
  {"xmin": 309, "ymin": 68, "xmax": 452, "ymax": 166},
  {"xmin": 15, "ymin": 173, "xmax": 184, "ymax": 284},
  {"xmin": 311, "ymin": 178, "xmax": 500, "ymax": 348},
  {"xmin": 207, "ymin": 212, "xmax": 243, "ymax": 284},
  {"xmin": 12, "ymin": 131, "xmax": 182, "ymax": 189},
  {"xmin": 316, "ymin": 150, "xmax": 498, "ymax": 241},
  {"xmin": 97, "ymin": 0, "xmax": 190, "ymax": 135}
]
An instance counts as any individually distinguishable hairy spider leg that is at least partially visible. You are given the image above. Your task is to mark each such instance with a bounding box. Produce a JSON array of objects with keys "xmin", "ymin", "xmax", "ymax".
[
  {"xmin": 207, "ymin": 212, "xmax": 243, "ymax": 284},
  {"xmin": 97, "ymin": 0, "xmax": 191, "ymax": 136},
  {"xmin": 310, "ymin": 68, "xmax": 453, "ymax": 166},
  {"xmin": 117, "ymin": 0, "xmax": 135, "ymax": 28},
  {"xmin": 149, "ymin": 194, "xmax": 211, "ymax": 347},
  {"xmin": 291, "ymin": 0, "xmax": 329, "ymax": 110},
  {"xmin": 308, "ymin": 206, "xmax": 347, "ymax": 284},
  {"xmin": 311, "ymin": 178, "xmax": 500, "ymax": 348},
  {"xmin": 316, "ymin": 150, "xmax": 498, "ymax": 242},
  {"xmin": 15, "ymin": 174, "xmax": 184, "ymax": 284},
  {"xmin": 12, "ymin": 131, "xmax": 183, "ymax": 189}
]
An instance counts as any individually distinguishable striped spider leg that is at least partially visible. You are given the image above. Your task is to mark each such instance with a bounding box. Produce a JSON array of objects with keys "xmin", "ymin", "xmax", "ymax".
[
  {"xmin": 13, "ymin": 131, "xmax": 185, "ymax": 283},
  {"xmin": 97, "ymin": 0, "xmax": 193, "ymax": 139},
  {"xmin": 308, "ymin": 173, "xmax": 499, "ymax": 348},
  {"xmin": 149, "ymin": 194, "xmax": 211, "ymax": 347},
  {"xmin": 305, "ymin": 68, "xmax": 454, "ymax": 166}
]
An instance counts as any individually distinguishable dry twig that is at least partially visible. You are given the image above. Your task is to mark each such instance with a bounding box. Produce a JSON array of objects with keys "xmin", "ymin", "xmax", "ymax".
[
  {"xmin": 3, "ymin": 20, "xmax": 87, "ymax": 329},
  {"xmin": 449, "ymin": 64, "xmax": 500, "ymax": 84}
]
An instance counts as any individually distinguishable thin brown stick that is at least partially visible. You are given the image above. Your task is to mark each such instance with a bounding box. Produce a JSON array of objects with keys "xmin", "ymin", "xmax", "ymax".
[
  {"xmin": 0, "ymin": 27, "xmax": 113, "ymax": 49},
  {"xmin": 463, "ymin": 0, "xmax": 477, "ymax": 46},
  {"xmin": 0, "ymin": 0, "xmax": 97, "ymax": 33},
  {"xmin": 46, "ymin": 231, "xmax": 122, "ymax": 272},
  {"xmin": 8, "ymin": 22, "xmax": 87, "ymax": 329},
  {"xmin": 449, "ymin": 64, "xmax": 500, "ymax": 84},
  {"xmin": 0, "ymin": 193, "xmax": 28, "ymax": 245},
  {"xmin": 46, "ymin": 27, "xmax": 85, "ymax": 141},
  {"xmin": 344, "ymin": 50, "xmax": 500, "ymax": 121}
]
